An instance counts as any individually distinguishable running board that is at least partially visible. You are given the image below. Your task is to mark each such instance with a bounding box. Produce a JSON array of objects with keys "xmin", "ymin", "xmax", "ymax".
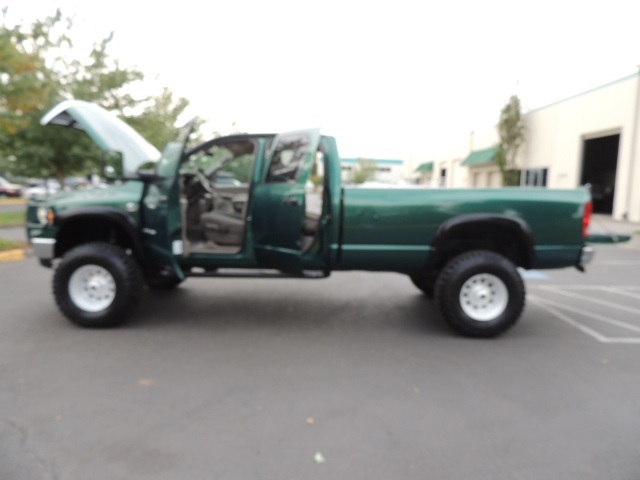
[{"xmin": 185, "ymin": 268, "xmax": 329, "ymax": 279}]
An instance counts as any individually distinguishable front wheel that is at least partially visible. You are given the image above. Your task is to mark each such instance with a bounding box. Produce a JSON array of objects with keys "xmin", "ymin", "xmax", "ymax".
[
  {"xmin": 53, "ymin": 242, "xmax": 144, "ymax": 328},
  {"xmin": 434, "ymin": 250, "xmax": 525, "ymax": 338}
]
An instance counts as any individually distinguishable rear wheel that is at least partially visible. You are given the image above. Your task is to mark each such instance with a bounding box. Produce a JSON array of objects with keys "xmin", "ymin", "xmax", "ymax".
[
  {"xmin": 409, "ymin": 272, "xmax": 437, "ymax": 298},
  {"xmin": 53, "ymin": 242, "xmax": 144, "ymax": 328},
  {"xmin": 434, "ymin": 250, "xmax": 525, "ymax": 338}
]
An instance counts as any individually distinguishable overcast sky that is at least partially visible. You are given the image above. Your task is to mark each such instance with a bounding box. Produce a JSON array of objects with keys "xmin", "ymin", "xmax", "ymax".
[{"xmin": 4, "ymin": 0, "xmax": 639, "ymax": 160}]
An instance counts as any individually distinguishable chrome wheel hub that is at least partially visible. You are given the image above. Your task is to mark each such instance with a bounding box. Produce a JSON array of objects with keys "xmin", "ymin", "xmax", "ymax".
[
  {"xmin": 68, "ymin": 265, "xmax": 116, "ymax": 312},
  {"xmin": 459, "ymin": 273, "xmax": 508, "ymax": 322}
]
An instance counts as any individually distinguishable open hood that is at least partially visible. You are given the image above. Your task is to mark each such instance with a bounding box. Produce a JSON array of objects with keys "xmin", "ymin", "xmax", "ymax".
[{"xmin": 40, "ymin": 100, "xmax": 161, "ymax": 175}]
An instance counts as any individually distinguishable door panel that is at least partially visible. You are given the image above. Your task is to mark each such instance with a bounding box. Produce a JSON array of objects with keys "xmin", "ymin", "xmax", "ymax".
[
  {"xmin": 252, "ymin": 129, "xmax": 321, "ymax": 273},
  {"xmin": 141, "ymin": 121, "xmax": 196, "ymax": 265}
]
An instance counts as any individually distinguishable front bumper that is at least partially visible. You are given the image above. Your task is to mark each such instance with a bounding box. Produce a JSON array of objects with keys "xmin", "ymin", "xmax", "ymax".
[{"xmin": 30, "ymin": 238, "xmax": 56, "ymax": 260}]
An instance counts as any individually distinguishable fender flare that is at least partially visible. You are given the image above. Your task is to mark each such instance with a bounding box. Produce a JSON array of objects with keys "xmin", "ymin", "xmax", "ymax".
[
  {"xmin": 429, "ymin": 213, "xmax": 535, "ymax": 269},
  {"xmin": 54, "ymin": 207, "xmax": 149, "ymax": 266}
]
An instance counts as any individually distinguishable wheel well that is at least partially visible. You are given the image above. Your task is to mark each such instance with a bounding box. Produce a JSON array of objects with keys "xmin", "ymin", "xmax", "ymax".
[
  {"xmin": 55, "ymin": 217, "xmax": 137, "ymax": 260},
  {"xmin": 430, "ymin": 222, "xmax": 533, "ymax": 271}
]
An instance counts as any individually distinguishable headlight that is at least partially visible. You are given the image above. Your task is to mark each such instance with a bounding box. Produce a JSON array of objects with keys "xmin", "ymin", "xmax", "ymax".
[{"xmin": 36, "ymin": 207, "xmax": 54, "ymax": 224}]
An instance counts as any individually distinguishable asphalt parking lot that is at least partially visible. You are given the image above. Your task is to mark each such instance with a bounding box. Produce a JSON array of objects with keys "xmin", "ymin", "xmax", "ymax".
[
  {"xmin": 1, "ymin": 242, "xmax": 639, "ymax": 479},
  {"xmin": 526, "ymin": 244, "xmax": 640, "ymax": 344}
]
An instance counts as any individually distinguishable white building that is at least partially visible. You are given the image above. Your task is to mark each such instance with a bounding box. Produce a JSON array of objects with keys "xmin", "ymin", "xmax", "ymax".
[
  {"xmin": 340, "ymin": 158, "xmax": 405, "ymax": 184},
  {"xmin": 414, "ymin": 72, "xmax": 640, "ymax": 222}
]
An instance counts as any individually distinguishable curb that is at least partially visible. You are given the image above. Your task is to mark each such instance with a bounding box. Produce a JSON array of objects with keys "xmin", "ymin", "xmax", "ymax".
[
  {"xmin": 0, "ymin": 199, "xmax": 26, "ymax": 206},
  {"xmin": 0, "ymin": 222, "xmax": 25, "ymax": 229},
  {"xmin": 0, "ymin": 248, "xmax": 26, "ymax": 263}
]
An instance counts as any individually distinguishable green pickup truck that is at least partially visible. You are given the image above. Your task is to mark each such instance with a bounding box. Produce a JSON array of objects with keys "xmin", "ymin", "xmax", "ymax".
[{"xmin": 27, "ymin": 100, "xmax": 594, "ymax": 337}]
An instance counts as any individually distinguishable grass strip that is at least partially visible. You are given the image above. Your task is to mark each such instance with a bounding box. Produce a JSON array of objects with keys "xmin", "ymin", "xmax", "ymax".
[
  {"xmin": 0, "ymin": 210, "xmax": 26, "ymax": 226},
  {"xmin": 0, "ymin": 237, "xmax": 23, "ymax": 252}
]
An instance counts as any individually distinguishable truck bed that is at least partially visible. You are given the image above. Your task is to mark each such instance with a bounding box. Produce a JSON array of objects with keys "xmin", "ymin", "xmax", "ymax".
[{"xmin": 338, "ymin": 187, "xmax": 590, "ymax": 271}]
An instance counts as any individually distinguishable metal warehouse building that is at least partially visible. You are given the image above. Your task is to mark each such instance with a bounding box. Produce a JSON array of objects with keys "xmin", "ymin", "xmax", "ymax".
[{"xmin": 415, "ymin": 72, "xmax": 640, "ymax": 223}]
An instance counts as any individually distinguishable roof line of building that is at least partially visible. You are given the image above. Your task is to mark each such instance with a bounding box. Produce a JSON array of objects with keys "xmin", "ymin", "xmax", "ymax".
[
  {"xmin": 341, "ymin": 158, "xmax": 403, "ymax": 165},
  {"xmin": 527, "ymin": 70, "xmax": 640, "ymax": 115}
]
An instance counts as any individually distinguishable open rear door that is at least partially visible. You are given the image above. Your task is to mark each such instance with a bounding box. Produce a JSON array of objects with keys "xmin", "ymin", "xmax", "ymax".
[{"xmin": 252, "ymin": 129, "xmax": 321, "ymax": 274}]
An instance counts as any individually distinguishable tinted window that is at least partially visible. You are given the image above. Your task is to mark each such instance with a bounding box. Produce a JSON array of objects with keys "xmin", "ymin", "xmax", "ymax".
[{"xmin": 266, "ymin": 133, "xmax": 310, "ymax": 183}]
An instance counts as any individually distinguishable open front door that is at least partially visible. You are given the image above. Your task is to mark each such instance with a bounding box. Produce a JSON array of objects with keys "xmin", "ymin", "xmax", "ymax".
[{"xmin": 252, "ymin": 129, "xmax": 321, "ymax": 274}]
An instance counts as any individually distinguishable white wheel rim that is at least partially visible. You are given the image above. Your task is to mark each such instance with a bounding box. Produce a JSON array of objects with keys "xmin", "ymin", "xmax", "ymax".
[
  {"xmin": 68, "ymin": 264, "xmax": 116, "ymax": 312},
  {"xmin": 459, "ymin": 273, "xmax": 508, "ymax": 322}
]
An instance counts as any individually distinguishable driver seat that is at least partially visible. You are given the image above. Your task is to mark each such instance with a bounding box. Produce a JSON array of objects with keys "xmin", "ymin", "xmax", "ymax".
[{"xmin": 201, "ymin": 211, "xmax": 245, "ymax": 246}]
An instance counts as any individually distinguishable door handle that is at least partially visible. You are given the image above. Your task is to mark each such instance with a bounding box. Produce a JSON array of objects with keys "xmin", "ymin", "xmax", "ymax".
[{"xmin": 282, "ymin": 196, "xmax": 300, "ymax": 207}]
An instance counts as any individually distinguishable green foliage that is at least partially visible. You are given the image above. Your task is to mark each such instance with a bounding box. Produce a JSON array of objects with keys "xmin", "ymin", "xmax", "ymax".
[
  {"xmin": 351, "ymin": 158, "xmax": 377, "ymax": 184},
  {"xmin": 310, "ymin": 174, "xmax": 323, "ymax": 186},
  {"xmin": 10, "ymin": 123, "xmax": 102, "ymax": 180},
  {"xmin": 0, "ymin": 9, "xmax": 189, "ymax": 183},
  {"xmin": 180, "ymin": 146, "xmax": 253, "ymax": 184},
  {"xmin": 124, "ymin": 87, "xmax": 189, "ymax": 150},
  {"xmin": 0, "ymin": 9, "xmax": 59, "ymax": 141},
  {"xmin": 219, "ymin": 154, "xmax": 254, "ymax": 183},
  {"xmin": 501, "ymin": 168, "xmax": 521, "ymax": 187},
  {"xmin": 495, "ymin": 95, "xmax": 525, "ymax": 187}
]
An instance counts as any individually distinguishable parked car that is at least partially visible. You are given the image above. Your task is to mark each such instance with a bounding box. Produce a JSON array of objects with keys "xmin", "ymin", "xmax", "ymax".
[
  {"xmin": 64, "ymin": 177, "xmax": 90, "ymax": 191},
  {"xmin": 24, "ymin": 180, "xmax": 61, "ymax": 199},
  {"xmin": 0, "ymin": 176, "xmax": 22, "ymax": 197}
]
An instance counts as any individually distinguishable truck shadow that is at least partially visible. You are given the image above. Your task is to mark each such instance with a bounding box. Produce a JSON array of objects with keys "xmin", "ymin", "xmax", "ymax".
[{"xmin": 133, "ymin": 278, "xmax": 452, "ymax": 337}]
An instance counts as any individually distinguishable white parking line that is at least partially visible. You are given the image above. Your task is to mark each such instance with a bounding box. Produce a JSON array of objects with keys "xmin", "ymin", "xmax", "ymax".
[
  {"xmin": 530, "ymin": 295, "xmax": 640, "ymax": 334},
  {"xmin": 530, "ymin": 297, "xmax": 611, "ymax": 343},
  {"xmin": 593, "ymin": 261, "xmax": 640, "ymax": 266},
  {"xmin": 536, "ymin": 287, "xmax": 640, "ymax": 316},
  {"xmin": 530, "ymin": 295, "xmax": 640, "ymax": 344},
  {"xmin": 600, "ymin": 288, "xmax": 640, "ymax": 301},
  {"xmin": 533, "ymin": 285, "xmax": 640, "ymax": 290}
]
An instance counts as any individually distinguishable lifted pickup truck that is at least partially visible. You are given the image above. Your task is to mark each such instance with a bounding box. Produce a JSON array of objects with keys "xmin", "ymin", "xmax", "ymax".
[{"xmin": 27, "ymin": 100, "xmax": 594, "ymax": 337}]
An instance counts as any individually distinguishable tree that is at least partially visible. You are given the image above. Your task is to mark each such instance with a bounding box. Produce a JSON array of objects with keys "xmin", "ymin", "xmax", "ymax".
[
  {"xmin": 495, "ymin": 95, "xmax": 525, "ymax": 186},
  {"xmin": 124, "ymin": 87, "xmax": 189, "ymax": 150},
  {"xmin": 0, "ymin": 9, "xmax": 59, "ymax": 152},
  {"xmin": 0, "ymin": 9, "xmax": 189, "ymax": 184},
  {"xmin": 351, "ymin": 158, "xmax": 377, "ymax": 184}
]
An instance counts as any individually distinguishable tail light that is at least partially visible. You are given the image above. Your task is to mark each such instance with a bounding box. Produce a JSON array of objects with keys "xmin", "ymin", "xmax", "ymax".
[{"xmin": 581, "ymin": 201, "xmax": 592, "ymax": 238}]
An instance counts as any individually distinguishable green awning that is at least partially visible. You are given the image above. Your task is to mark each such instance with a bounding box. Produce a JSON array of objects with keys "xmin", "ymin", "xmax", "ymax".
[
  {"xmin": 415, "ymin": 161, "xmax": 433, "ymax": 172},
  {"xmin": 462, "ymin": 146, "xmax": 499, "ymax": 167}
]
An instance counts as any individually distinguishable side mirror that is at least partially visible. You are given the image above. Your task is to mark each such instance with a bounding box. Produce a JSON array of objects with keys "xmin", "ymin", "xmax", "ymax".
[{"xmin": 102, "ymin": 151, "xmax": 124, "ymax": 180}]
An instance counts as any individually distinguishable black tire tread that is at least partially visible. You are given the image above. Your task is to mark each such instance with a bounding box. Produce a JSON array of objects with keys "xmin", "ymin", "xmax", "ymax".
[
  {"xmin": 434, "ymin": 250, "xmax": 525, "ymax": 338},
  {"xmin": 409, "ymin": 273, "xmax": 436, "ymax": 298},
  {"xmin": 53, "ymin": 242, "xmax": 144, "ymax": 328}
]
